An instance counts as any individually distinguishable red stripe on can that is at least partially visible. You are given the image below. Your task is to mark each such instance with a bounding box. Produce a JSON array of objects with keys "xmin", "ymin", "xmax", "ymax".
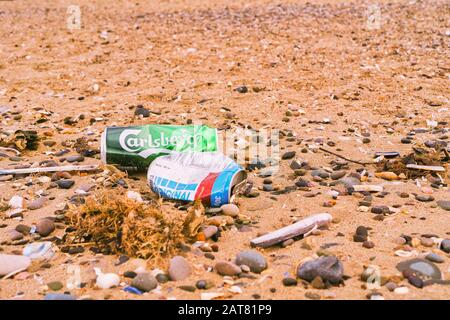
[{"xmin": 194, "ymin": 172, "xmax": 220, "ymax": 207}]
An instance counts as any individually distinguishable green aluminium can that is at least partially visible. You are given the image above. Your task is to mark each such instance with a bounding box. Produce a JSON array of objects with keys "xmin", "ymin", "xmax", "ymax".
[{"xmin": 101, "ymin": 124, "xmax": 219, "ymax": 170}]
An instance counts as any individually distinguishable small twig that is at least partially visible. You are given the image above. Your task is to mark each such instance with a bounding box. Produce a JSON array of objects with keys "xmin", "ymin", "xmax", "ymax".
[{"xmin": 319, "ymin": 147, "xmax": 372, "ymax": 166}]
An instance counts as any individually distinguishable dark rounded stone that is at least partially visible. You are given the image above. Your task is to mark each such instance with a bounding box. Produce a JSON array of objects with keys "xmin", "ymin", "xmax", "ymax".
[
  {"xmin": 196, "ymin": 280, "xmax": 207, "ymax": 290},
  {"xmin": 134, "ymin": 106, "xmax": 150, "ymax": 117},
  {"xmin": 235, "ymin": 86, "xmax": 248, "ymax": 93},
  {"xmin": 282, "ymin": 277, "xmax": 298, "ymax": 286},
  {"xmin": 56, "ymin": 179, "xmax": 75, "ymax": 189},
  {"xmin": 155, "ymin": 273, "xmax": 169, "ymax": 283},
  {"xmin": 123, "ymin": 271, "xmax": 137, "ymax": 278},
  {"xmin": 296, "ymin": 256, "xmax": 344, "ymax": 285},
  {"xmin": 282, "ymin": 151, "xmax": 296, "ymax": 160}
]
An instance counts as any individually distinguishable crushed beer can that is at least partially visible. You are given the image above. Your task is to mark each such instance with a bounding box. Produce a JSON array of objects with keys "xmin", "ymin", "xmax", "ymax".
[
  {"xmin": 101, "ymin": 124, "xmax": 218, "ymax": 170},
  {"xmin": 147, "ymin": 152, "xmax": 246, "ymax": 207}
]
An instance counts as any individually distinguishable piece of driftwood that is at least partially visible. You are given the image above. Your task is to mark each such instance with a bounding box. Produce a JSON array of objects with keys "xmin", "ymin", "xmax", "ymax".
[
  {"xmin": 0, "ymin": 164, "xmax": 99, "ymax": 175},
  {"xmin": 406, "ymin": 164, "xmax": 445, "ymax": 172},
  {"xmin": 250, "ymin": 213, "xmax": 332, "ymax": 248},
  {"xmin": 353, "ymin": 185, "xmax": 384, "ymax": 192}
]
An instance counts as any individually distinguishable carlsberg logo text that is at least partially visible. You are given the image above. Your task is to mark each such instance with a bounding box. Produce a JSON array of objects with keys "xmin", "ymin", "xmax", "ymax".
[{"xmin": 118, "ymin": 129, "xmax": 202, "ymax": 153}]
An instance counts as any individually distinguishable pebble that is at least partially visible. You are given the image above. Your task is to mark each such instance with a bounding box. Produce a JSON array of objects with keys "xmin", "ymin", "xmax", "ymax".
[
  {"xmin": 47, "ymin": 281, "xmax": 63, "ymax": 291},
  {"xmin": 9, "ymin": 230, "xmax": 24, "ymax": 241},
  {"xmin": 66, "ymin": 155, "xmax": 84, "ymax": 163},
  {"xmin": 305, "ymin": 292, "xmax": 321, "ymax": 300},
  {"xmin": 196, "ymin": 280, "xmax": 207, "ymax": 290},
  {"xmin": 440, "ymin": 239, "xmax": 450, "ymax": 253},
  {"xmin": 0, "ymin": 254, "xmax": 31, "ymax": 276},
  {"xmin": 135, "ymin": 106, "xmax": 150, "ymax": 117},
  {"xmin": 123, "ymin": 271, "xmax": 137, "ymax": 278},
  {"xmin": 56, "ymin": 179, "xmax": 75, "ymax": 189},
  {"xmin": 297, "ymin": 256, "xmax": 344, "ymax": 285},
  {"xmin": 36, "ymin": 219, "xmax": 55, "ymax": 237},
  {"xmin": 282, "ymin": 277, "xmax": 297, "ymax": 286},
  {"xmin": 202, "ymin": 226, "xmax": 218, "ymax": 239},
  {"xmin": 290, "ymin": 160, "xmax": 303, "ymax": 170},
  {"xmin": 15, "ymin": 224, "xmax": 31, "ymax": 235},
  {"xmin": 235, "ymin": 85, "xmax": 248, "ymax": 93},
  {"xmin": 27, "ymin": 197, "xmax": 47, "ymax": 210},
  {"xmin": 420, "ymin": 237, "xmax": 434, "ymax": 247},
  {"xmin": 415, "ymin": 194, "xmax": 434, "ymax": 202},
  {"xmin": 235, "ymin": 250, "xmax": 267, "ymax": 273},
  {"xmin": 220, "ymin": 204, "xmax": 239, "ymax": 217},
  {"xmin": 131, "ymin": 273, "xmax": 157, "ymax": 292},
  {"xmin": 168, "ymin": 256, "xmax": 191, "ymax": 281},
  {"xmin": 215, "ymin": 261, "xmax": 241, "ymax": 276},
  {"xmin": 281, "ymin": 151, "xmax": 296, "ymax": 160},
  {"xmin": 178, "ymin": 285, "xmax": 196, "ymax": 292},
  {"xmin": 396, "ymin": 258, "xmax": 441, "ymax": 280},
  {"xmin": 311, "ymin": 169, "xmax": 330, "ymax": 179},
  {"xmin": 363, "ymin": 241, "xmax": 375, "ymax": 249},
  {"xmin": 385, "ymin": 281, "xmax": 398, "ymax": 292},
  {"xmin": 95, "ymin": 269, "xmax": 120, "ymax": 289},
  {"xmin": 371, "ymin": 206, "xmax": 390, "ymax": 214},
  {"xmin": 436, "ymin": 200, "xmax": 450, "ymax": 211},
  {"xmin": 394, "ymin": 286, "xmax": 409, "ymax": 294},
  {"xmin": 425, "ymin": 253, "xmax": 444, "ymax": 263},
  {"xmin": 330, "ymin": 171, "xmax": 346, "ymax": 180},
  {"xmin": 155, "ymin": 273, "xmax": 169, "ymax": 283}
]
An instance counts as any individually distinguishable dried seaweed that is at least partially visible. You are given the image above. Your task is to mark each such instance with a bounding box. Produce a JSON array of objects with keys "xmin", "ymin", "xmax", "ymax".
[
  {"xmin": 376, "ymin": 145, "xmax": 449, "ymax": 180},
  {"xmin": 65, "ymin": 189, "xmax": 203, "ymax": 266},
  {"xmin": 0, "ymin": 130, "xmax": 39, "ymax": 151}
]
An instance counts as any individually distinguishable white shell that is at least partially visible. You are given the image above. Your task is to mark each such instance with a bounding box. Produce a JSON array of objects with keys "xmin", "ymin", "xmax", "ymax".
[
  {"xmin": 22, "ymin": 242, "xmax": 55, "ymax": 260},
  {"xmin": 95, "ymin": 268, "xmax": 120, "ymax": 289}
]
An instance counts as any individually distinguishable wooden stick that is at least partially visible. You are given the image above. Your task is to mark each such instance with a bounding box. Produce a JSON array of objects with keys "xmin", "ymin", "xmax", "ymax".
[
  {"xmin": 250, "ymin": 213, "xmax": 332, "ymax": 248},
  {"xmin": 319, "ymin": 147, "xmax": 371, "ymax": 166},
  {"xmin": 0, "ymin": 164, "xmax": 99, "ymax": 175}
]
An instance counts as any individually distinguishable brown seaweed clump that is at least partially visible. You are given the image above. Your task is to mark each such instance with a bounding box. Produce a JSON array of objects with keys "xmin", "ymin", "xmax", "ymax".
[
  {"xmin": 0, "ymin": 130, "xmax": 39, "ymax": 151},
  {"xmin": 65, "ymin": 189, "xmax": 205, "ymax": 266},
  {"xmin": 376, "ymin": 146, "xmax": 449, "ymax": 181}
]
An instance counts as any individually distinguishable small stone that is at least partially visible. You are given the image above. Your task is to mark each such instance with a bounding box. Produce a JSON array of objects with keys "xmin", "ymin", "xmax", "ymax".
[
  {"xmin": 235, "ymin": 86, "xmax": 248, "ymax": 93},
  {"xmin": 27, "ymin": 197, "xmax": 47, "ymax": 210},
  {"xmin": 437, "ymin": 200, "xmax": 450, "ymax": 211},
  {"xmin": 202, "ymin": 226, "xmax": 218, "ymax": 239},
  {"xmin": 56, "ymin": 179, "xmax": 75, "ymax": 189},
  {"xmin": 407, "ymin": 275, "xmax": 424, "ymax": 288},
  {"xmin": 371, "ymin": 206, "xmax": 390, "ymax": 214},
  {"xmin": 36, "ymin": 219, "xmax": 55, "ymax": 237},
  {"xmin": 305, "ymin": 292, "xmax": 321, "ymax": 300},
  {"xmin": 297, "ymin": 256, "xmax": 344, "ymax": 285},
  {"xmin": 362, "ymin": 241, "xmax": 375, "ymax": 249},
  {"xmin": 135, "ymin": 106, "xmax": 150, "ymax": 117},
  {"xmin": 15, "ymin": 224, "xmax": 31, "ymax": 235},
  {"xmin": 47, "ymin": 281, "xmax": 63, "ymax": 291},
  {"xmin": 196, "ymin": 280, "xmax": 207, "ymax": 290},
  {"xmin": 282, "ymin": 277, "xmax": 297, "ymax": 286},
  {"xmin": 440, "ymin": 239, "xmax": 450, "ymax": 253},
  {"xmin": 66, "ymin": 155, "xmax": 84, "ymax": 163},
  {"xmin": 168, "ymin": 256, "xmax": 191, "ymax": 281},
  {"xmin": 394, "ymin": 286, "xmax": 409, "ymax": 294},
  {"xmin": 215, "ymin": 261, "xmax": 241, "ymax": 276},
  {"xmin": 155, "ymin": 273, "xmax": 169, "ymax": 283},
  {"xmin": 123, "ymin": 271, "xmax": 137, "ymax": 278},
  {"xmin": 311, "ymin": 276, "xmax": 325, "ymax": 289},
  {"xmin": 420, "ymin": 237, "xmax": 434, "ymax": 247},
  {"xmin": 178, "ymin": 285, "xmax": 196, "ymax": 292},
  {"xmin": 282, "ymin": 151, "xmax": 296, "ymax": 160},
  {"xmin": 235, "ymin": 250, "xmax": 267, "ymax": 273},
  {"xmin": 220, "ymin": 204, "xmax": 239, "ymax": 217},
  {"xmin": 415, "ymin": 194, "xmax": 434, "ymax": 202},
  {"xmin": 311, "ymin": 169, "xmax": 330, "ymax": 179},
  {"xmin": 290, "ymin": 160, "xmax": 303, "ymax": 170},
  {"xmin": 330, "ymin": 171, "xmax": 346, "ymax": 180},
  {"xmin": 131, "ymin": 273, "xmax": 157, "ymax": 292},
  {"xmin": 425, "ymin": 253, "xmax": 444, "ymax": 263},
  {"xmin": 385, "ymin": 281, "xmax": 398, "ymax": 292},
  {"xmin": 9, "ymin": 230, "xmax": 24, "ymax": 241},
  {"xmin": 396, "ymin": 258, "xmax": 442, "ymax": 280}
]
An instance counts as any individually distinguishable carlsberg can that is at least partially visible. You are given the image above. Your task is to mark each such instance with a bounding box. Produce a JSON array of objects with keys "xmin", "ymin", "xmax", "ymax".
[{"xmin": 101, "ymin": 125, "xmax": 219, "ymax": 170}]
